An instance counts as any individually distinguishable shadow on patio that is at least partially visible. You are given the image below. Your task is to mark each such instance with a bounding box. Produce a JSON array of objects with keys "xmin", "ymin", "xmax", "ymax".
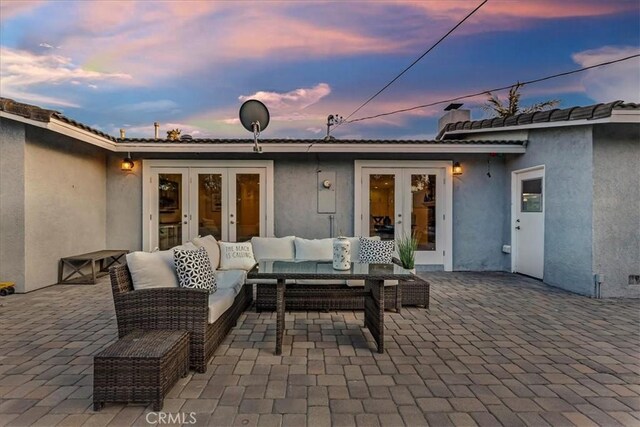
[{"xmin": 0, "ymin": 272, "xmax": 638, "ymax": 426}]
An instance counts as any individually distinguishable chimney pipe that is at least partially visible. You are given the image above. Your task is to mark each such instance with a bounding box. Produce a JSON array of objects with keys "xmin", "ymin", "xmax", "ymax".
[
  {"xmin": 119, "ymin": 128, "xmax": 126, "ymax": 139},
  {"xmin": 438, "ymin": 104, "xmax": 470, "ymax": 133},
  {"xmin": 154, "ymin": 122, "xmax": 159, "ymax": 139}
]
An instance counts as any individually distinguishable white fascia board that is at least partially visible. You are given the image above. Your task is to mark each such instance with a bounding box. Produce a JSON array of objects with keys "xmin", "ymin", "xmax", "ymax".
[
  {"xmin": 48, "ymin": 119, "xmax": 117, "ymax": 151},
  {"xmin": 611, "ymin": 110, "xmax": 640, "ymax": 122},
  {"xmin": 116, "ymin": 142, "xmax": 526, "ymax": 154},
  {"xmin": 0, "ymin": 111, "xmax": 50, "ymax": 129}
]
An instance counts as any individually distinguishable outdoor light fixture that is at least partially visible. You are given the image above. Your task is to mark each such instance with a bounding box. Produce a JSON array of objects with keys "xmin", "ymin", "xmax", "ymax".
[
  {"xmin": 121, "ymin": 153, "xmax": 134, "ymax": 171},
  {"xmin": 453, "ymin": 162, "xmax": 463, "ymax": 176}
]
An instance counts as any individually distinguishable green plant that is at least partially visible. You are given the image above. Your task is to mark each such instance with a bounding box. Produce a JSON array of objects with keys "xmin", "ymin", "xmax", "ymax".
[
  {"xmin": 482, "ymin": 83, "xmax": 559, "ymax": 118},
  {"xmin": 397, "ymin": 232, "xmax": 419, "ymax": 269}
]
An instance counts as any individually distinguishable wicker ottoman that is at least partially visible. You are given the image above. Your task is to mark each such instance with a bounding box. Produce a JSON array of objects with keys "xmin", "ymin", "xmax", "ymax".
[{"xmin": 93, "ymin": 330, "xmax": 190, "ymax": 411}]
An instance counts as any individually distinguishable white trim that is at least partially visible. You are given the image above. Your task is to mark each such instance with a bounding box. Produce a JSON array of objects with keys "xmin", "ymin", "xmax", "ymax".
[
  {"xmin": 441, "ymin": 113, "xmax": 639, "ymax": 139},
  {"xmin": 510, "ymin": 165, "xmax": 545, "ymax": 275},
  {"xmin": 354, "ymin": 160, "xmax": 453, "ymax": 271},
  {"xmin": 115, "ymin": 142, "xmax": 526, "ymax": 154}
]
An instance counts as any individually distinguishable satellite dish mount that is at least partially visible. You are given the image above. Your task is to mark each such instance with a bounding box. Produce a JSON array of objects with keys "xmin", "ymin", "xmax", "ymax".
[{"xmin": 239, "ymin": 100, "xmax": 270, "ymax": 153}]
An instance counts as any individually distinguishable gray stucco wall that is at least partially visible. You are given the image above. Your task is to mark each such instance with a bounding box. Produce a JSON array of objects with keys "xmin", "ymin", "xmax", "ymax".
[
  {"xmin": 106, "ymin": 153, "xmax": 143, "ymax": 251},
  {"xmin": 274, "ymin": 156, "xmax": 354, "ymax": 238},
  {"xmin": 452, "ymin": 154, "xmax": 509, "ymax": 271},
  {"xmin": 592, "ymin": 123, "xmax": 640, "ymax": 298},
  {"xmin": 506, "ymin": 126, "xmax": 595, "ymax": 296},
  {"xmin": 0, "ymin": 119, "xmax": 26, "ymax": 292},
  {"xmin": 23, "ymin": 128, "xmax": 107, "ymax": 292}
]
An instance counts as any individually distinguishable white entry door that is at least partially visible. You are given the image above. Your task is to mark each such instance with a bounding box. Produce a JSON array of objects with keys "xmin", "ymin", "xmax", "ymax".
[
  {"xmin": 512, "ymin": 167, "xmax": 545, "ymax": 279},
  {"xmin": 145, "ymin": 161, "xmax": 272, "ymax": 251},
  {"xmin": 359, "ymin": 166, "xmax": 447, "ymax": 265}
]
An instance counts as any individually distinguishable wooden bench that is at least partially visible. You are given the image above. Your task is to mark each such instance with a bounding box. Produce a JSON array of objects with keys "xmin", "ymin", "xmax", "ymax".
[{"xmin": 58, "ymin": 250, "xmax": 128, "ymax": 285}]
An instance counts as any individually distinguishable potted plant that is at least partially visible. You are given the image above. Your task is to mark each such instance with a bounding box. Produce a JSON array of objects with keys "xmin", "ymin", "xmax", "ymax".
[{"xmin": 397, "ymin": 231, "xmax": 419, "ymax": 273}]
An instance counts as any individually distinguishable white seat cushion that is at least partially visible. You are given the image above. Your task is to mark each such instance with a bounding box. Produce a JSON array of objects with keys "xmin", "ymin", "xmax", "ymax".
[
  {"xmin": 208, "ymin": 288, "xmax": 236, "ymax": 324},
  {"xmin": 251, "ymin": 236, "xmax": 295, "ymax": 262},
  {"xmin": 192, "ymin": 235, "xmax": 221, "ymax": 270},
  {"xmin": 295, "ymin": 237, "xmax": 333, "ymax": 261},
  {"xmin": 215, "ymin": 269, "xmax": 246, "ymax": 294}
]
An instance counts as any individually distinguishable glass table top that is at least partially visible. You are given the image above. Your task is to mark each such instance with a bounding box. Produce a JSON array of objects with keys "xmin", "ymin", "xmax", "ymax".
[{"xmin": 248, "ymin": 260, "xmax": 415, "ymax": 280}]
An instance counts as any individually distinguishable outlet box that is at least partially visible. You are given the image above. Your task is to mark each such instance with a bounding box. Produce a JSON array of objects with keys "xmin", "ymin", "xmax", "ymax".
[
  {"xmin": 317, "ymin": 171, "xmax": 336, "ymax": 214},
  {"xmin": 502, "ymin": 245, "xmax": 511, "ymax": 254}
]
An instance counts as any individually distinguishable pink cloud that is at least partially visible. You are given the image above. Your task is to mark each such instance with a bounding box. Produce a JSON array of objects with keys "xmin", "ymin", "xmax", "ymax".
[{"xmin": 0, "ymin": 0, "xmax": 44, "ymax": 21}]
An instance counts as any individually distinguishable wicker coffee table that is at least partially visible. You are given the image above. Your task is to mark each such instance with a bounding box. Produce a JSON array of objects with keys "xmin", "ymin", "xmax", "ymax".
[
  {"xmin": 248, "ymin": 260, "xmax": 415, "ymax": 354},
  {"xmin": 93, "ymin": 330, "xmax": 189, "ymax": 411}
]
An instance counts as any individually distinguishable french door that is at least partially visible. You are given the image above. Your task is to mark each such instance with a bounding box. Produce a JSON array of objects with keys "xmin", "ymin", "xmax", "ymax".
[
  {"xmin": 355, "ymin": 161, "xmax": 452, "ymax": 268},
  {"xmin": 143, "ymin": 161, "xmax": 273, "ymax": 251}
]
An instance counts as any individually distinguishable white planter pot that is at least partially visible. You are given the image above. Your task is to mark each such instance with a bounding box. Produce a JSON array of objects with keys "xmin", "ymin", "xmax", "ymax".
[{"xmin": 333, "ymin": 237, "xmax": 351, "ymax": 270}]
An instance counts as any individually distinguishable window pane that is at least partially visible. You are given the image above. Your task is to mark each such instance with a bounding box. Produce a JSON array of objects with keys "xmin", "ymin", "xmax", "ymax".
[
  {"xmin": 521, "ymin": 178, "xmax": 543, "ymax": 212},
  {"xmin": 369, "ymin": 174, "xmax": 395, "ymax": 240},
  {"xmin": 411, "ymin": 174, "xmax": 436, "ymax": 251},
  {"xmin": 198, "ymin": 174, "xmax": 222, "ymax": 240},
  {"xmin": 236, "ymin": 174, "xmax": 260, "ymax": 241},
  {"xmin": 158, "ymin": 174, "xmax": 182, "ymax": 250}
]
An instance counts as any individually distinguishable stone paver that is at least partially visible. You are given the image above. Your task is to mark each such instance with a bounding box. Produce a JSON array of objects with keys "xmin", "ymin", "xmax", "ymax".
[{"xmin": 0, "ymin": 272, "xmax": 638, "ymax": 426}]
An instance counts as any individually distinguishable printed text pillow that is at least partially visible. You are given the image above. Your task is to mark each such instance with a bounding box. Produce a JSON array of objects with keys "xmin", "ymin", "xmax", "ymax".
[{"xmin": 218, "ymin": 241, "xmax": 256, "ymax": 270}]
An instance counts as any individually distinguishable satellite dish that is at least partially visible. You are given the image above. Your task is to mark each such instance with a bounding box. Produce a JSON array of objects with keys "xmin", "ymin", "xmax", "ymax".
[{"xmin": 239, "ymin": 99, "xmax": 270, "ymax": 152}]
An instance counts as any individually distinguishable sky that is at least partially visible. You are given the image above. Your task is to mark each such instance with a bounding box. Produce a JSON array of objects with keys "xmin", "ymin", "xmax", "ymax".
[{"xmin": 1, "ymin": 0, "xmax": 639, "ymax": 140}]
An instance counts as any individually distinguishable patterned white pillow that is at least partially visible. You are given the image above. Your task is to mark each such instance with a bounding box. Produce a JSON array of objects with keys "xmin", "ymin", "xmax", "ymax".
[
  {"xmin": 173, "ymin": 247, "xmax": 217, "ymax": 293},
  {"xmin": 359, "ymin": 237, "xmax": 394, "ymax": 263}
]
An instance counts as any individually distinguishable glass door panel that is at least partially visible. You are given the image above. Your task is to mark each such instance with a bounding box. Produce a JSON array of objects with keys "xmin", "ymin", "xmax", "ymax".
[
  {"xmin": 410, "ymin": 174, "xmax": 436, "ymax": 251},
  {"xmin": 235, "ymin": 174, "xmax": 261, "ymax": 242},
  {"xmin": 195, "ymin": 172, "xmax": 225, "ymax": 240},
  {"xmin": 369, "ymin": 174, "xmax": 396, "ymax": 241},
  {"xmin": 153, "ymin": 169, "xmax": 189, "ymax": 251}
]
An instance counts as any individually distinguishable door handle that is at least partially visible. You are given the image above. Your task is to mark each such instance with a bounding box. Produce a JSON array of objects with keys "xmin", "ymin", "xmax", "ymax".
[
  {"xmin": 183, "ymin": 221, "xmax": 188, "ymax": 225},
  {"xmin": 230, "ymin": 221, "xmax": 235, "ymax": 225},
  {"xmin": 515, "ymin": 226, "xmax": 520, "ymax": 230},
  {"xmin": 397, "ymin": 220, "xmax": 402, "ymax": 224}
]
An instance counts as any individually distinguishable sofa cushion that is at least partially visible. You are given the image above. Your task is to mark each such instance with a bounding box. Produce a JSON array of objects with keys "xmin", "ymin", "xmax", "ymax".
[
  {"xmin": 125, "ymin": 242, "xmax": 197, "ymax": 290},
  {"xmin": 347, "ymin": 236, "xmax": 380, "ymax": 262},
  {"xmin": 192, "ymin": 235, "xmax": 221, "ymax": 270},
  {"xmin": 346, "ymin": 279, "xmax": 398, "ymax": 287},
  {"xmin": 218, "ymin": 241, "xmax": 256, "ymax": 270},
  {"xmin": 208, "ymin": 288, "xmax": 236, "ymax": 324},
  {"xmin": 215, "ymin": 269, "xmax": 246, "ymax": 294},
  {"xmin": 251, "ymin": 236, "xmax": 295, "ymax": 261},
  {"xmin": 359, "ymin": 238, "xmax": 394, "ymax": 263},
  {"xmin": 174, "ymin": 247, "xmax": 217, "ymax": 293},
  {"xmin": 295, "ymin": 237, "xmax": 333, "ymax": 261}
]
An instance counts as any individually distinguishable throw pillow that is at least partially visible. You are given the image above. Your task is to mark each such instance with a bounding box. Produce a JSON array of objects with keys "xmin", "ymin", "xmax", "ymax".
[
  {"xmin": 173, "ymin": 247, "xmax": 217, "ymax": 293},
  {"xmin": 126, "ymin": 249, "xmax": 179, "ymax": 290},
  {"xmin": 192, "ymin": 235, "xmax": 221, "ymax": 270},
  {"xmin": 359, "ymin": 237, "xmax": 394, "ymax": 263},
  {"xmin": 251, "ymin": 236, "xmax": 295, "ymax": 261},
  {"xmin": 294, "ymin": 237, "xmax": 333, "ymax": 261},
  {"xmin": 218, "ymin": 241, "xmax": 256, "ymax": 270},
  {"xmin": 348, "ymin": 235, "xmax": 380, "ymax": 262}
]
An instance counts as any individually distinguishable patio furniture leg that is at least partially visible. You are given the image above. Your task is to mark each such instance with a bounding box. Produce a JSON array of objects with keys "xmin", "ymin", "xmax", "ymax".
[
  {"xmin": 364, "ymin": 279, "xmax": 384, "ymax": 353},
  {"xmin": 91, "ymin": 260, "xmax": 97, "ymax": 284},
  {"xmin": 275, "ymin": 279, "xmax": 285, "ymax": 355}
]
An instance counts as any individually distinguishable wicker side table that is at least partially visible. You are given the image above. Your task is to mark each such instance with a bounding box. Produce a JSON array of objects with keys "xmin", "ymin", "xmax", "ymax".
[{"xmin": 93, "ymin": 330, "xmax": 190, "ymax": 411}]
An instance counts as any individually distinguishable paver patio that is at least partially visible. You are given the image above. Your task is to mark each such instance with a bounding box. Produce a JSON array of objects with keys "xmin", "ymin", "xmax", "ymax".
[{"xmin": 0, "ymin": 272, "xmax": 638, "ymax": 427}]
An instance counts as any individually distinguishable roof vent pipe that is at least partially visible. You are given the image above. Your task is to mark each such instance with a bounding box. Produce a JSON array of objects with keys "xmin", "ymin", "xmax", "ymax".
[
  {"xmin": 154, "ymin": 122, "xmax": 159, "ymax": 139},
  {"xmin": 119, "ymin": 128, "xmax": 126, "ymax": 139}
]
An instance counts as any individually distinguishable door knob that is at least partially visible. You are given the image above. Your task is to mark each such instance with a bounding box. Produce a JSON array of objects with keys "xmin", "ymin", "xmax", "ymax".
[{"xmin": 515, "ymin": 226, "xmax": 520, "ymax": 230}]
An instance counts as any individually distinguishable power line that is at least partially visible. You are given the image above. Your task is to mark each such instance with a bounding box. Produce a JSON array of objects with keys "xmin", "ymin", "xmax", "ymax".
[
  {"xmin": 342, "ymin": 0, "xmax": 488, "ymax": 122},
  {"xmin": 345, "ymin": 53, "xmax": 640, "ymax": 124}
]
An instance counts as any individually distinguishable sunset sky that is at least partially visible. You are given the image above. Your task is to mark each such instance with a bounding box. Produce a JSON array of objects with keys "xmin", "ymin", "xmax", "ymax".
[{"xmin": 1, "ymin": 0, "xmax": 639, "ymax": 139}]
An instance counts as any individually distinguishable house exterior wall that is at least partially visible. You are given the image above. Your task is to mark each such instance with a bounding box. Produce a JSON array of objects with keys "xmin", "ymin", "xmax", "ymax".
[
  {"xmin": 0, "ymin": 119, "xmax": 26, "ymax": 292},
  {"xmin": 592, "ymin": 123, "xmax": 640, "ymax": 298},
  {"xmin": 105, "ymin": 153, "xmax": 506, "ymax": 271},
  {"xmin": 23, "ymin": 127, "xmax": 107, "ymax": 292},
  {"xmin": 106, "ymin": 153, "xmax": 143, "ymax": 251},
  {"xmin": 506, "ymin": 126, "xmax": 595, "ymax": 295}
]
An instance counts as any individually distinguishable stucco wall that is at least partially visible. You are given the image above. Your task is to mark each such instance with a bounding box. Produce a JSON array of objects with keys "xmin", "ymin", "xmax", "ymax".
[
  {"xmin": 592, "ymin": 123, "xmax": 640, "ymax": 298},
  {"xmin": 106, "ymin": 153, "xmax": 143, "ymax": 251},
  {"xmin": 274, "ymin": 156, "xmax": 354, "ymax": 238},
  {"xmin": 23, "ymin": 127, "xmax": 107, "ymax": 292},
  {"xmin": 506, "ymin": 126, "xmax": 595, "ymax": 295},
  {"xmin": 0, "ymin": 119, "xmax": 26, "ymax": 292},
  {"xmin": 452, "ymin": 154, "xmax": 509, "ymax": 271}
]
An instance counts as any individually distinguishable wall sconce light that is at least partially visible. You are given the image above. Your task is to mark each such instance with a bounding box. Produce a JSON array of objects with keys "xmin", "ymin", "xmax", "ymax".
[
  {"xmin": 121, "ymin": 153, "xmax": 134, "ymax": 171},
  {"xmin": 453, "ymin": 162, "xmax": 463, "ymax": 176}
]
